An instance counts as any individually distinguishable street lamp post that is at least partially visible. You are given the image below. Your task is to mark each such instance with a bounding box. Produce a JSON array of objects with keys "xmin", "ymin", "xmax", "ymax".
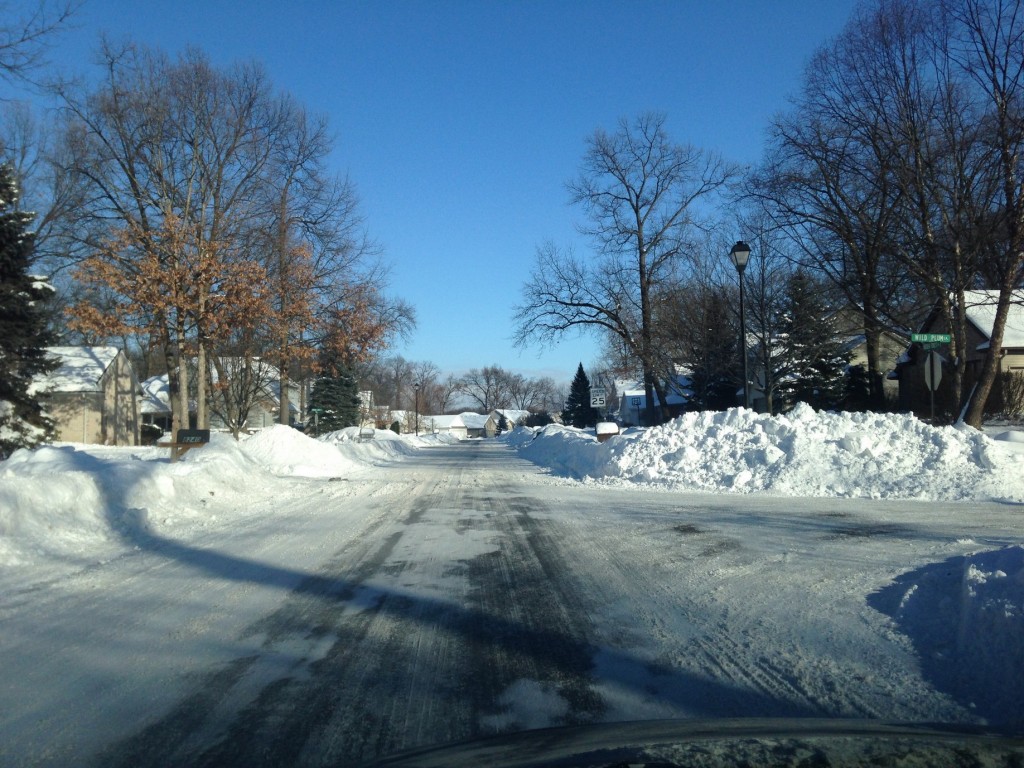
[
  {"xmin": 729, "ymin": 240, "xmax": 751, "ymax": 409},
  {"xmin": 414, "ymin": 381, "xmax": 421, "ymax": 436}
]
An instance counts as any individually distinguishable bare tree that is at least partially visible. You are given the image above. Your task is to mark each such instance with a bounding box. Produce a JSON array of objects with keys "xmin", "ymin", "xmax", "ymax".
[
  {"xmin": 506, "ymin": 372, "xmax": 560, "ymax": 412},
  {"xmin": 436, "ymin": 373, "xmax": 463, "ymax": 414},
  {"xmin": 788, "ymin": 0, "xmax": 988, "ymax": 414},
  {"xmin": 949, "ymin": 0, "xmax": 1024, "ymax": 426},
  {"xmin": 56, "ymin": 43, "xmax": 318, "ymax": 435},
  {"xmin": 0, "ymin": 0, "xmax": 78, "ymax": 87},
  {"xmin": 755, "ymin": 0, "xmax": 1024, "ymax": 425},
  {"xmin": 253, "ymin": 102, "xmax": 384, "ymax": 424},
  {"xmin": 207, "ymin": 352, "xmax": 279, "ymax": 438},
  {"xmin": 410, "ymin": 360, "xmax": 443, "ymax": 414},
  {"xmin": 514, "ymin": 112, "xmax": 737, "ymax": 424},
  {"xmin": 360, "ymin": 354, "xmax": 414, "ymax": 410},
  {"xmin": 752, "ymin": 59, "xmax": 909, "ymax": 409},
  {"xmin": 459, "ymin": 365, "xmax": 514, "ymax": 412},
  {"xmin": 741, "ymin": 225, "xmax": 797, "ymax": 414}
]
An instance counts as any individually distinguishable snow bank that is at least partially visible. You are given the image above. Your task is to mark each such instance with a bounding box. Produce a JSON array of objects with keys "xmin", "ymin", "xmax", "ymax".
[
  {"xmin": 0, "ymin": 435, "xmax": 284, "ymax": 563},
  {"xmin": 319, "ymin": 426, "xmax": 460, "ymax": 464},
  {"xmin": 0, "ymin": 427, "xmax": 437, "ymax": 567},
  {"xmin": 870, "ymin": 546, "xmax": 1024, "ymax": 726},
  {"xmin": 512, "ymin": 404, "xmax": 1024, "ymax": 502},
  {"xmin": 240, "ymin": 425, "xmax": 359, "ymax": 478}
]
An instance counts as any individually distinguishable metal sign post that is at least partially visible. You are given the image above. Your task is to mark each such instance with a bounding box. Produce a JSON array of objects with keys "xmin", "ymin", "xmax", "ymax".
[{"xmin": 923, "ymin": 351, "xmax": 943, "ymax": 423}]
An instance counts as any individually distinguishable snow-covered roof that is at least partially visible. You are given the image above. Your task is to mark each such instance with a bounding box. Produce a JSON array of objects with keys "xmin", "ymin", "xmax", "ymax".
[
  {"xmin": 428, "ymin": 414, "xmax": 465, "ymax": 429},
  {"xmin": 459, "ymin": 412, "xmax": 488, "ymax": 429},
  {"xmin": 490, "ymin": 409, "xmax": 530, "ymax": 423},
  {"xmin": 961, "ymin": 290, "xmax": 1024, "ymax": 348},
  {"xmin": 139, "ymin": 375, "xmax": 171, "ymax": 415},
  {"xmin": 40, "ymin": 347, "xmax": 122, "ymax": 394}
]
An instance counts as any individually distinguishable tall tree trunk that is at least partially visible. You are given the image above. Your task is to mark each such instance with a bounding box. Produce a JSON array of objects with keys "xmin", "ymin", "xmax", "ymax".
[
  {"xmin": 964, "ymin": 287, "xmax": 1014, "ymax": 428},
  {"xmin": 196, "ymin": 338, "xmax": 208, "ymax": 430},
  {"xmin": 175, "ymin": 315, "xmax": 190, "ymax": 430},
  {"xmin": 277, "ymin": 185, "xmax": 292, "ymax": 425},
  {"xmin": 163, "ymin": 327, "xmax": 182, "ymax": 439}
]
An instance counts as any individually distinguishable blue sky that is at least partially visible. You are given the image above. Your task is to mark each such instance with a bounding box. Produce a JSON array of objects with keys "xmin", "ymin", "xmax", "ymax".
[{"xmin": 36, "ymin": 0, "xmax": 857, "ymax": 384}]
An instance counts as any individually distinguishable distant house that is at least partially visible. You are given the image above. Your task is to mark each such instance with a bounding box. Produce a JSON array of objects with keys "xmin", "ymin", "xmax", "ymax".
[
  {"xmin": 424, "ymin": 414, "xmax": 468, "ymax": 439},
  {"xmin": 486, "ymin": 409, "xmax": 529, "ymax": 436},
  {"xmin": 139, "ymin": 375, "xmax": 173, "ymax": 434},
  {"xmin": 831, "ymin": 308, "xmax": 907, "ymax": 402},
  {"xmin": 40, "ymin": 346, "xmax": 140, "ymax": 446},
  {"xmin": 616, "ymin": 373, "xmax": 691, "ymax": 426},
  {"xmin": 896, "ymin": 290, "xmax": 1024, "ymax": 417},
  {"xmin": 460, "ymin": 412, "xmax": 488, "ymax": 438}
]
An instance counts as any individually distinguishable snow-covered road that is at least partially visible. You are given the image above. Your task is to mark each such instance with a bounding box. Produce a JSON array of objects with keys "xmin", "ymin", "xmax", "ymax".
[{"xmin": 2, "ymin": 438, "xmax": 1021, "ymax": 766}]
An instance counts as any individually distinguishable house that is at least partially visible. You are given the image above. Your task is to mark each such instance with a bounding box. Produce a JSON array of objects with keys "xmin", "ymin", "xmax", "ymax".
[
  {"xmin": 140, "ymin": 361, "xmax": 303, "ymax": 434},
  {"xmin": 423, "ymin": 414, "xmax": 468, "ymax": 439},
  {"xmin": 208, "ymin": 359, "xmax": 301, "ymax": 430},
  {"xmin": 896, "ymin": 290, "xmax": 1024, "ymax": 418},
  {"xmin": 460, "ymin": 412, "xmax": 488, "ymax": 438},
  {"xmin": 139, "ymin": 375, "xmax": 172, "ymax": 435},
  {"xmin": 616, "ymin": 373, "xmax": 691, "ymax": 426},
  {"xmin": 831, "ymin": 308, "xmax": 907, "ymax": 403},
  {"xmin": 486, "ymin": 409, "xmax": 529, "ymax": 436},
  {"xmin": 40, "ymin": 346, "xmax": 140, "ymax": 446}
]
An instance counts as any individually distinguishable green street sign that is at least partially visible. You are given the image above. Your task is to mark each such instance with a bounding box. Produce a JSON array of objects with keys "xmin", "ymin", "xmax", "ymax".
[{"xmin": 911, "ymin": 333, "xmax": 951, "ymax": 343}]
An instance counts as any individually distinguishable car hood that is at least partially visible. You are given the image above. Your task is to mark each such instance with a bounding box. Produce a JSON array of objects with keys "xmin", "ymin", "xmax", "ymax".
[{"xmin": 357, "ymin": 717, "xmax": 1024, "ymax": 768}]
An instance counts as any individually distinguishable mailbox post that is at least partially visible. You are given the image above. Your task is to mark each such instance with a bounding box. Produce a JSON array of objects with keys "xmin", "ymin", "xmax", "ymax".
[{"xmin": 167, "ymin": 429, "xmax": 210, "ymax": 462}]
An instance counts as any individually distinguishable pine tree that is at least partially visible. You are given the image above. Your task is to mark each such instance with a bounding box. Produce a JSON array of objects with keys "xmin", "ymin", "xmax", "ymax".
[
  {"xmin": 308, "ymin": 368, "xmax": 361, "ymax": 434},
  {"xmin": 0, "ymin": 164, "xmax": 56, "ymax": 458},
  {"xmin": 776, "ymin": 270, "xmax": 849, "ymax": 410},
  {"xmin": 561, "ymin": 363, "xmax": 601, "ymax": 428},
  {"xmin": 681, "ymin": 287, "xmax": 739, "ymax": 410}
]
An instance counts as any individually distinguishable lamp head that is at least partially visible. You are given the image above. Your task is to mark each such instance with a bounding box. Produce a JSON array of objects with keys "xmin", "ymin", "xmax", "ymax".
[{"xmin": 729, "ymin": 240, "xmax": 751, "ymax": 272}]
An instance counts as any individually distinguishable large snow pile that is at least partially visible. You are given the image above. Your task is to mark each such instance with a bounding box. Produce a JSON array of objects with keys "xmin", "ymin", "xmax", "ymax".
[
  {"xmin": 512, "ymin": 404, "xmax": 1024, "ymax": 502},
  {"xmin": 0, "ymin": 426, "xmax": 422, "ymax": 567},
  {"xmin": 318, "ymin": 426, "xmax": 460, "ymax": 464},
  {"xmin": 241, "ymin": 425, "xmax": 360, "ymax": 478}
]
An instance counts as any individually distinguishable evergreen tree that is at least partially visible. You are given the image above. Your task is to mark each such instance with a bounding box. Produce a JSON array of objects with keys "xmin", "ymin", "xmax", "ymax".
[
  {"xmin": 308, "ymin": 368, "xmax": 361, "ymax": 434},
  {"xmin": 496, "ymin": 412, "xmax": 508, "ymax": 435},
  {"xmin": 0, "ymin": 164, "xmax": 56, "ymax": 458},
  {"xmin": 776, "ymin": 270, "xmax": 849, "ymax": 410},
  {"xmin": 526, "ymin": 411, "xmax": 554, "ymax": 427},
  {"xmin": 561, "ymin": 363, "xmax": 601, "ymax": 428},
  {"xmin": 678, "ymin": 286, "xmax": 739, "ymax": 410}
]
